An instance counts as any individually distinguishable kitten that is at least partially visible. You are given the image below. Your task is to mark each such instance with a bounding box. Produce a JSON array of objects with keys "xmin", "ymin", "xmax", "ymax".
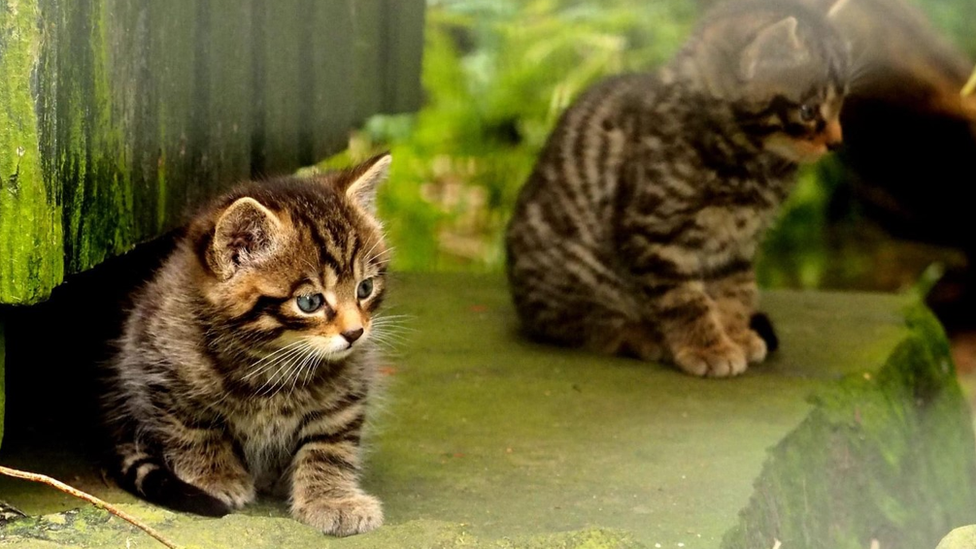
[
  {"xmin": 103, "ymin": 154, "xmax": 392, "ymax": 536},
  {"xmin": 505, "ymin": 0, "xmax": 850, "ymax": 377}
]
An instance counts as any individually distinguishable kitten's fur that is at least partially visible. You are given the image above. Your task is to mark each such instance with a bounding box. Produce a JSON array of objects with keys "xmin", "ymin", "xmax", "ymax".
[
  {"xmin": 103, "ymin": 155, "xmax": 392, "ymax": 536},
  {"xmin": 505, "ymin": 0, "xmax": 850, "ymax": 377}
]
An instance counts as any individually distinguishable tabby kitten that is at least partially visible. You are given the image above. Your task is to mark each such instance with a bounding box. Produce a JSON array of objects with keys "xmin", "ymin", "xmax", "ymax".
[
  {"xmin": 505, "ymin": 0, "xmax": 850, "ymax": 377},
  {"xmin": 103, "ymin": 154, "xmax": 392, "ymax": 536}
]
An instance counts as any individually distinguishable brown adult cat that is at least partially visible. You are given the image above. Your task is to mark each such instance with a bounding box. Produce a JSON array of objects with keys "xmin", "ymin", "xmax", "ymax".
[
  {"xmin": 103, "ymin": 154, "xmax": 393, "ymax": 536},
  {"xmin": 505, "ymin": 0, "xmax": 851, "ymax": 377}
]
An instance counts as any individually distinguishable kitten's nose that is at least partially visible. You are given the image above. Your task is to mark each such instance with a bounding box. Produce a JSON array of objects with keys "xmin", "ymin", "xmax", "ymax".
[
  {"xmin": 825, "ymin": 119, "xmax": 843, "ymax": 151},
  {"xmin": 341, "ymin": 328, "xmax": 364, "ymax": 344}
]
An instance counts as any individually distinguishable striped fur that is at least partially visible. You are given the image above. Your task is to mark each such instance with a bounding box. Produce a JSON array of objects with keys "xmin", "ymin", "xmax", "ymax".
[
  {"xmin": 104, "ymin": 154, "xmax": 393, "ymax": 536},
  {"xmin": 505, "ymin": 0, "xmax": 850, "ymax": 377}
]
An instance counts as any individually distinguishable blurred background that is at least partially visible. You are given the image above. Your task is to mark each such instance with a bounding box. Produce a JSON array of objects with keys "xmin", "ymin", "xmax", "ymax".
[{"xmin": 320, "ymin": 0, "xmax": 976, "ymax": 364}]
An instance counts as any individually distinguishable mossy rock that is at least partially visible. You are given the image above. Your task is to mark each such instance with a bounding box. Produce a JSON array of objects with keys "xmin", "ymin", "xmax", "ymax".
[{"xmin": 0, "ymin": 274, "xmax": 974, "ymax": 548}]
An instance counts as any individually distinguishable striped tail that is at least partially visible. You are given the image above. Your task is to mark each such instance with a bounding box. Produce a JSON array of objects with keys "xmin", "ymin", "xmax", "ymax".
[{"xmin": 115, "ymin": 449, "xmax": 231, "ymax": 517}]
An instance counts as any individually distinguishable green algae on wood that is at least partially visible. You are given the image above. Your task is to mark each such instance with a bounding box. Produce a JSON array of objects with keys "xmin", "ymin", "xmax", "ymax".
[
  {"xmin": 721, "ymin": 303, "xmax": 976, "ymax": 549},
  {"xmin": 0, "ymin": 0, "xmax": 65, "ymax": 304},
  {"xmin": 1, "ymin": 0, "xmax": 425, "ymax": 305}
]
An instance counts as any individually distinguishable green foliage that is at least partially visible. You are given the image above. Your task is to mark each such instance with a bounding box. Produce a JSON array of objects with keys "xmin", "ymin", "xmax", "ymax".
[
  {"xmin": 324, "ymin": 0, "xmax": 697, "ymax": 271},
  {"xmin": 326, "ymin": 0, "xmax": 975, "ymax": 279},
  {"xmin": 912, "ymin": 0, "xmax": 976, "ymax": 58}
]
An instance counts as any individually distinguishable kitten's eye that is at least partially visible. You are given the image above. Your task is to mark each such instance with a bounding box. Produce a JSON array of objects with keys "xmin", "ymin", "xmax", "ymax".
[
  {"xmin": 296, "ymin": 294, "xmax": 324, "ymax": 313},
  {"xmin": 799, "ymin": 104, "xmax": 819, "ymax": 122},
  {"xmin": 357, "ymin": 278, "xmax": 374, "ymax": 300}
]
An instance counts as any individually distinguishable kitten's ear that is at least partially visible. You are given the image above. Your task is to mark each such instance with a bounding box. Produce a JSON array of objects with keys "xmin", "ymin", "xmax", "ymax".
[
  {"xmin": 339, "ymin": 153, "xmax": 391, "ymax": 214},
  {"xmin": 826, "ymin": 0, "xmax": 853, "ymax": 20},
  {"xmin": 740, "ymin": 17, "xmax": 805, "ymax": 80},
  {"xmin": 210, "ymin": 197, "xmax": 282, "ymax": 279}
]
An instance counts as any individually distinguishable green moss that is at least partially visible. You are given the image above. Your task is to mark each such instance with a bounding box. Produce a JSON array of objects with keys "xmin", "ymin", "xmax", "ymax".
[
  {"xmin": 0, "ymin": 0, "xmax": 65, "ymax": 305},
  {"xmin": 0, "ymin": 504, "xmax": 642, "ymax": 549},
  {"xmin": 720, "ymin": 300, "xmax": 976, "ymax": 549}
]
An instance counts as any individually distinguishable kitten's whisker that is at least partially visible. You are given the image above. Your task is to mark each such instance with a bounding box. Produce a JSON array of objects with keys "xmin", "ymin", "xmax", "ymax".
[
  {"xmin": 255, "ymin": 343, "xmax": 311, "ymax": 395},
  {"xmin": 270, "ymin": 346, "xmax": 315, "ymax": 398},
  {"xmin": 244, "ymin": 341, "xmax": 309, "ymax": 382}
]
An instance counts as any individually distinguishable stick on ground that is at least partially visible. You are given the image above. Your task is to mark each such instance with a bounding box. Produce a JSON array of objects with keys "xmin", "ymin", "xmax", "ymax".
[{"xmin": 0, "ymin": 465, "xmax": 180, "ymax": 549}]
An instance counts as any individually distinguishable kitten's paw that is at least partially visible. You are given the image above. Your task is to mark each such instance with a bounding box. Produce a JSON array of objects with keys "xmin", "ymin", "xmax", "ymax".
[
  {"xmin": 294, "ymin": 493, "xmax": 384, "ymax": 537},
  {"xmin": 195, "ymin": 475, "xmax": 256, "ymax": 509},
  {"xmin": 674, "ymin": 340, "xmax": 747, "ymax": 378},
  {"xmin": 732, "ymin": 329, "xmax": 768, "ymax": 364}
]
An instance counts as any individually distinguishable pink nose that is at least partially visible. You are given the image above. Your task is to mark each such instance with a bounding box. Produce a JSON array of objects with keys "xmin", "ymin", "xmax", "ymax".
[{"xmin": 341, "ymin": 328, "xmax": 364, "ymax": 343}]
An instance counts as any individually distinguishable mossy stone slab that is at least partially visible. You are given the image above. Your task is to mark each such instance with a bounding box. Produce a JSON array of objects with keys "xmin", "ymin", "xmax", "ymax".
[{"xmin": 1, "ymin": 274, "xmax": 974, "ymax": 549}]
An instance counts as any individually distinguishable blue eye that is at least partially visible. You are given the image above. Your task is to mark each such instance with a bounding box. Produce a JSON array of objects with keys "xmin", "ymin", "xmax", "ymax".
[
  {"xmin": 357, "ymin": 278, "xmax": 374, "ymax": 300},
  {"xmin": 799, "ymin": 103, "xmax": 818, "ymax": 122},
  {"xmin": 296, "ymin": 294, "xmax": 324, "ymax": 313}
]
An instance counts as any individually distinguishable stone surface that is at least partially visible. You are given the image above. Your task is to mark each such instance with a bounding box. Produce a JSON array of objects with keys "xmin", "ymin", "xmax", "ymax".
[
  {"xmin": 0, "ymin": 0, "xmax": 425, "ymax": 305},
  {"xmin": 0, "ymin": 274, "xmax": 974, "ymax": 548}
]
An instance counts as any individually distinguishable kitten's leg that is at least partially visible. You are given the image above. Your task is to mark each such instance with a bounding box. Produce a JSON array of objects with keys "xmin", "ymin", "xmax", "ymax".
[
  {"xmin": 602, "ymin": 322, "xmax": 665, "ymax": 361},
  {"xmin": 164, "ymin": 423, "xmax": 256, "ymax": 509},
  {"xmin": 646, "ymin": 280, "xmax": 747, "ymax": 377},
  {"xmin": 289, "ymin": 399, "xmax": 382, "ymax": 537},
  {"xmin": 707, "ymin": 269, "xmax": 768, "ymax": 364}
]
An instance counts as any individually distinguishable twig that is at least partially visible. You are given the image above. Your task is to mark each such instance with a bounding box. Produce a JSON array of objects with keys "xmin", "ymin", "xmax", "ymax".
[{"xmin": 0, "ymin": 465, "xmax": 180, "ymax": 549}]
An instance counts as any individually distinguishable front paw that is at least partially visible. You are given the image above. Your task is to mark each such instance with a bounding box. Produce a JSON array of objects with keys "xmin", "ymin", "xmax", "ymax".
[
  {"xmin": 193, "ymin": 474, "xmax": 256, "ymax": 509},
  {"xmin": 674, "ymin": 338, "xmax": 747, "ymax": 378},
  {"xmin": 730, "ymin": 329, "xmax": 768, "ymax": 364},
  {"xmin": 293, "ymin": 493, "xmax": 383, "ymax": 537}
]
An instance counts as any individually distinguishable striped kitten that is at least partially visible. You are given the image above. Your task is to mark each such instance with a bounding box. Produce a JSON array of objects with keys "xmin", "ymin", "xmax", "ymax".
[
  {"xmin": 104, "ymin": 154, "xmax": 392, "ymax": 536},
  {"xmin": 506, "ymin": 0, "xmax": 850, "ymax": 377}
]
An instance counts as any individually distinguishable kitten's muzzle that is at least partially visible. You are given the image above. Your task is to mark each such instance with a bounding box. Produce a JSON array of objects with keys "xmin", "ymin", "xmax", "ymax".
[
  {"xmin": 824, "ymin": 119, "xmax": 843, "ymax": 151},
  {"xmin": 341, "ymin": 328, "xmax": 364, "ymax": 344}
]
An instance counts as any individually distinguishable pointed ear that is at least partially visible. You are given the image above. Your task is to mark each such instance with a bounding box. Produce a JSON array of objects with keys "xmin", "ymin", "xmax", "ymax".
[
  {"xmin": 339, "ymin": 154, "xmax": 391, "ymax": 214},
  {"xmin": 826, "ymin": 0, "xmax": 852, "ymax": 19},
  {"xmin": 209, "ymin": 197, "xmax": 282, "ymax": 280},
  {"xmin": 740, "ymin": 17, "xmax": 804, "ymax": 80}
]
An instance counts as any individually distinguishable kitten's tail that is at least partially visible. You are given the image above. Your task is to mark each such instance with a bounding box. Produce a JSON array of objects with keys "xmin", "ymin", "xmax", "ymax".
[
  {"xmin": 114, "ymin": 446, "xmax": 231, "ymax": 517},
  {"xmin": 749, "ymin": 312, "xmax": 779, "ymax": 353}
]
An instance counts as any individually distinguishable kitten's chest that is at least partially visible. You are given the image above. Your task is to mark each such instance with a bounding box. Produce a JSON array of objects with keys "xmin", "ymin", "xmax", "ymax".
[
  {"xmin": 226, "ymin": 399, "xmax": 308, "ymax": 481},
  {"xmin": 694, "ymin": 205, "xmax": 770, "ymax": 252}
]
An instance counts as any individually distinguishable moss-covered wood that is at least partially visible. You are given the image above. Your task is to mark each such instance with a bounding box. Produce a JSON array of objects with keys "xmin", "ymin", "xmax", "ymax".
[
  {"xmin": 0, "ymin": 0, "xmax": 425, "ymax": 305},
  {"xmin": 0, "ymin": 0, "xmax": 64, "ymax": 304}
]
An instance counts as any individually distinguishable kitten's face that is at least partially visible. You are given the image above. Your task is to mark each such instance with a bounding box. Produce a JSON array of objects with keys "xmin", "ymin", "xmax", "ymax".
[
  {"xmin": 697, "ymin": 1, "xmax": 850, "ymax": 163},
  {"xmin": 194, "ymin": 155, "xmax": 391, "ymax": 364}
]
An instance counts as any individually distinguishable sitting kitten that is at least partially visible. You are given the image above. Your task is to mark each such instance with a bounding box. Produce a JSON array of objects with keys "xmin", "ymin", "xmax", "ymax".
[
  {"xmin": 505, "ymin": 0, "xmax": 850, "ymax": 377},
  {"xmin": 103, "ymin": 154, "xmax": 392, "ymax": 536}
]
